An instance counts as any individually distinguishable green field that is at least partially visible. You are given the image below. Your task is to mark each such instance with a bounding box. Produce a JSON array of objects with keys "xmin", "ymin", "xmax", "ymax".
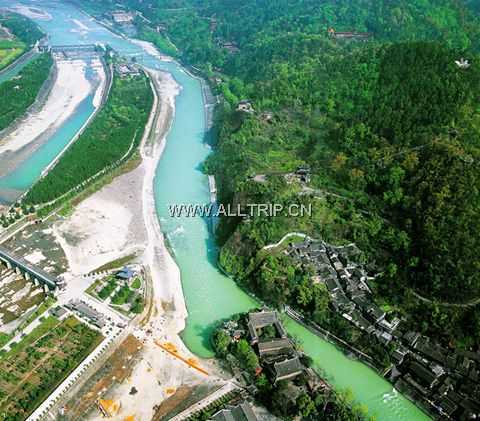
[
  {"xmin": 131, "ymin": 277, "xmax": 141, "ymax": 289},
  {"xmin": 0, "ymin": 316, "xmax": 102, "ymax": 420},
  {"xmin": 97, "ymin": 277, "xmax": 118, "ymax": 300},
  {"xmin": 111, "ymin": 284, "xmax": 134, "ymax": 305},
  {"xmin": 0, "ymin": 12, "xmax": 44, "ymax": 71},
  {"xmin": 0, "ymin": 39, "xmax": 25, "ymax": 70}
]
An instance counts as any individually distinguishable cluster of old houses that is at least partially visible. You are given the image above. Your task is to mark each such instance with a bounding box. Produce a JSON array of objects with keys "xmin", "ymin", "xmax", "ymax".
[
  {"xmin": 391, "ymin": 333, "xmax": 480, "ymax": 420},
  {"xmin": 236, "ymin": 100, "xmax": 255, "ymax": 114},
  {"xmin": 211, "ymin": 401, "xmax": 259, "ymax": 421},
  {"xmin": 223, "ymin": 310, "xmax": 324, "ymax": 402},
  {"xmin": 288, "ymin": 239, "xmax": 399, "ymax": 341},
  {"xmin": 247, "ymin": 311, "xmax": 304, "ymax": 384},
  {"xmin": 287, "ymin": 238, "xmax": 480, "ymax": 419},
  {"xmin": 284, "ymin": 165, "xmax": 311, "ymax": 184}
]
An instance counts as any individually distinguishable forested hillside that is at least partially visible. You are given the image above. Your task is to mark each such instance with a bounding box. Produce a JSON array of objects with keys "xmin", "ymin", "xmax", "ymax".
[
  {"xmin": 78, "ymin": 0, "xmax": 480, "ymax": 65},
  {"xmin": 77, "ymin": 0, "xmax": 480, "ymax": 348}
]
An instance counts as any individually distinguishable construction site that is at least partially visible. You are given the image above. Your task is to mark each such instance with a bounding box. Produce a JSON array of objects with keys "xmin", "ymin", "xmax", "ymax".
[{"xmin": 61, "ymin": 334, "xmax": 143, "ymax": 420}]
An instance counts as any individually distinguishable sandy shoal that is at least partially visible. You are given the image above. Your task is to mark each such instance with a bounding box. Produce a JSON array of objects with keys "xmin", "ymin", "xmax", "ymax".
[
  {"xmin": 53, "ymin": 69, "xmax": 228, "ymax": 420},
  {"xmin": 0, "ymin": 57, "xmax": 102, "ymax": 156},
  {"xmin": 9, "ymin": 4, "xmax": 53, "ymax": 21}
]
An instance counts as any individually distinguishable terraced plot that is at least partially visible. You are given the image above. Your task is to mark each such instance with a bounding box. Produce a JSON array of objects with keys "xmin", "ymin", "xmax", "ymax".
[{"xmin": 88, "ymin": 271, "xmax": 145, "ymax": 316}]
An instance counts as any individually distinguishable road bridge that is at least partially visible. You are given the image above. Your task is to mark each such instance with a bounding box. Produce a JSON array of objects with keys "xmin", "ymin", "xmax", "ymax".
[{"xmin": 0, "ymin": 246, "xmax": 59, "ymax": 293}]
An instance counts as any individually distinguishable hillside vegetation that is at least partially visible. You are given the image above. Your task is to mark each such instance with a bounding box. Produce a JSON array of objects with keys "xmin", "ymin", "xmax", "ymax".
[
  {"xmin": 0, "ymin": 13, "xmax": 44, "ymax": 46},
  {"xmin": 78, "ymin": 0, "xmax": 480, "ymax": 348}
]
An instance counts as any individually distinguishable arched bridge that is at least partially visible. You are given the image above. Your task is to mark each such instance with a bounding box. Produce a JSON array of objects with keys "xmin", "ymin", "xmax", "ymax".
[{"xmin": 0, "ymin": 246, "xmax": 58, "ymax": 293}]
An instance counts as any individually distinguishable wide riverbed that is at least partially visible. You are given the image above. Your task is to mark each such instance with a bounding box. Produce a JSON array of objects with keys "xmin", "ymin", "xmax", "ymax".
[{"xmin": 0, "ymin": 1, "xmax": 430, "ymax": 420}]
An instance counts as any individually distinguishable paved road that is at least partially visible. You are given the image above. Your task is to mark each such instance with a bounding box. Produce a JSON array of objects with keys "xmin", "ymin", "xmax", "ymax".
[{"xmin": 263, "ymin": 232, "xmax": 310, "ymax": 250}]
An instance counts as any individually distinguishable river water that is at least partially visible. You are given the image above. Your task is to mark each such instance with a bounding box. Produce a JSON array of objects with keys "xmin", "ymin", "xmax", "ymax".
[
  {"xmin": 0, "ymin": 95, "xmax": 95, "ymax": 204},
  {"xmin": 0, "ymin": 1, "xmax": 430, "ymax": 420}
]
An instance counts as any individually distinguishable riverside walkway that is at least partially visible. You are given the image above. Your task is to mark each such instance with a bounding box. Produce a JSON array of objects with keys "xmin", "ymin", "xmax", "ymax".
[{"xmin": 168, "ymin": 383, "xmax": 240, "ymax": 421}]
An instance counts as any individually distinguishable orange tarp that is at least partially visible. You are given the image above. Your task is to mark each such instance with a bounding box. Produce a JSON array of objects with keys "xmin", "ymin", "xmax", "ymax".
[{"xmin": 154, "ymin": 340, "xmax": 209, "ymax": 376}]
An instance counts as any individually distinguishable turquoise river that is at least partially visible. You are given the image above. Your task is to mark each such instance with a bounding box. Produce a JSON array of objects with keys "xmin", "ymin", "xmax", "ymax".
[{"xmin": 0, "ymin": 1, "xmax": 430, "ymax": 420}]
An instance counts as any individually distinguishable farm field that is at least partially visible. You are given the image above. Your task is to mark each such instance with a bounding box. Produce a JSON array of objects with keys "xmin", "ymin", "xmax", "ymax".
[
  {"xmin": 0, "ymin": 316, "xmax": 103, "ymax": 420},
  {"xmin": 0, "ymin": 39, "xmax": 24, "ymax": 70},
  {"xmin": 0, "ymin": 11, "xmax": 44, "ymax": 71}
]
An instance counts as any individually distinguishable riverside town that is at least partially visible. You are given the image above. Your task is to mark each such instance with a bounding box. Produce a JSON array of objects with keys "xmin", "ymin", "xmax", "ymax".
[{"xmin": 0, "ymin": 1, "xmax": 479, "ymax": 420}]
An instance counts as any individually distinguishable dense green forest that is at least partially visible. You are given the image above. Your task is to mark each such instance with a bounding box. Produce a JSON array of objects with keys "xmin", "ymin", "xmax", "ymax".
[
  {"xmin": 0, "ymin": 12, "xmax": 44, "ymax": 46},
  {"xmin": 79, "ymin": 0, "xmax": 480, "ymax": 66},
  {"xmin": 0, "ymin": 53, "xmax": 52, "ymax": 131},
  {"xmin": 77, "ymin": 0, "xmax": 480, "ymax": 349},
  {"xmin": 25, "ymin": 71, "xmax": 153, "ymax": 204}
]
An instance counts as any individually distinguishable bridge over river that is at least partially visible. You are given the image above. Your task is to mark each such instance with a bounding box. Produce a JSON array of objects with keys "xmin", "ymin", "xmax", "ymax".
[{"xmin": 0, "ymin": 245, "xmax": 59, "ymax": 293}]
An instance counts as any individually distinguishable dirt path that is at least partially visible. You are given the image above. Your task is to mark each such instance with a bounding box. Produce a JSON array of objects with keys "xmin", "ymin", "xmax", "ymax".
[{"xmin": 412, "ymin": 290, "xmax": 480, "ymax": 308}]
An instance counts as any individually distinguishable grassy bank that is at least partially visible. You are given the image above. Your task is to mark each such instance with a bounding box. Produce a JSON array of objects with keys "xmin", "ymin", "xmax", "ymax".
[
  {"xmin": 0, "ymin": 12, "xmax": 44, "ymax": 71},
  {"xmin": 0, "ymin": 53, "xmax": 53, "ymax": 131}
]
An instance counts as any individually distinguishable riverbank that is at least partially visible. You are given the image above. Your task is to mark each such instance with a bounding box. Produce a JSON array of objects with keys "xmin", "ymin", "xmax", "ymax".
[
  {"xmin": 0, "ymin": 46, "xmax": 36, "ymax": 81},
  {"xmin": 0, "ymin": 53, "xmax": 55, "ymax": 140},
  {"xmin": 0, "ymin": 56, "xmax": 105, "ymax": 179},
  {"xmin": 50, "ymin": 68, "xmax": 225, "ymax": 420}
]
